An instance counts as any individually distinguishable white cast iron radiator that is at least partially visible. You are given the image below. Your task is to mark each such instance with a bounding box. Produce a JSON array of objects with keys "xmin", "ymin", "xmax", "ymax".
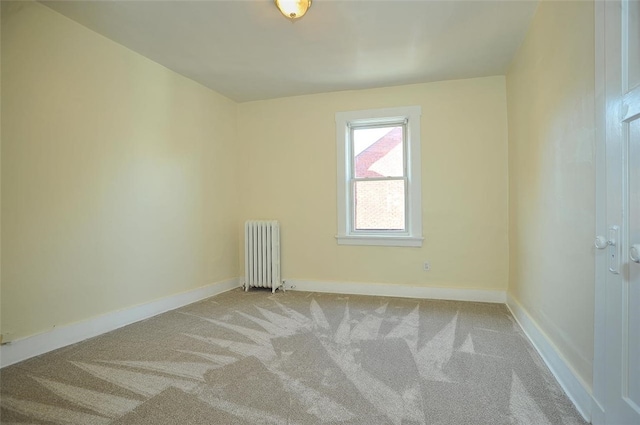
[{"xmin": 244, "ymin": 220, "xmax": 281, "ymax": 293}]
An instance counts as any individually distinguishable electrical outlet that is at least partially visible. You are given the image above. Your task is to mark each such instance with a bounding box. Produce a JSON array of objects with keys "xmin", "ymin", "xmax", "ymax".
[{"xmin": 423, "ymin": 261, "xmax": 431, "ymax": 271}]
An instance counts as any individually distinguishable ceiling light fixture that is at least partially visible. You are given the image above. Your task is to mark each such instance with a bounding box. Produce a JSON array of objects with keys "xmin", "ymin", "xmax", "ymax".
[{"xmin": 274, "ymin": 0, "xmax": 312, "ymax": 21}]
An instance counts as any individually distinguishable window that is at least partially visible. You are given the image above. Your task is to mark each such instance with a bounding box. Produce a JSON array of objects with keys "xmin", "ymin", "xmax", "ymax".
[{"xmin": 336, "ymin": 106, "xmax": 423, "ymax": 247}]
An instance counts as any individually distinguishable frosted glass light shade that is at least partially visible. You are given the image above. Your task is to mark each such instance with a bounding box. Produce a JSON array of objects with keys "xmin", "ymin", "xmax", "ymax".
[{"xmin": 274, "ymin": 0, "xmax": 312, "ymax": 20}]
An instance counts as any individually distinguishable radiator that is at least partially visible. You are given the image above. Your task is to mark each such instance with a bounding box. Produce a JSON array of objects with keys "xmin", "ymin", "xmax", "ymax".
[{"xmin": 244, "ymin": 220, "xmax": 281, "ymax": 293}]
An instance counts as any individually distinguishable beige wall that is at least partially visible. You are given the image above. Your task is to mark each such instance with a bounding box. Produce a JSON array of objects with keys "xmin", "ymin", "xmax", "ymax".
[
  {"xmin": 238, "ymin": 77, "xmax": 509, "ymax": 291},
  {"xmin": 1, "ymin": 2, "xmax": 239, "ymax": 341},
  {"xmin": 506, "ymin": 0, "xmax": 595, "ymax": 387}
]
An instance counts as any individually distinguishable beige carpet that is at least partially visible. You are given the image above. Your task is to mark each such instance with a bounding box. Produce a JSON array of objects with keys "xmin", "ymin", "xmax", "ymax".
[{"xmin": 0, "ymin": 288, "xmax": 587, "ymax": 424}]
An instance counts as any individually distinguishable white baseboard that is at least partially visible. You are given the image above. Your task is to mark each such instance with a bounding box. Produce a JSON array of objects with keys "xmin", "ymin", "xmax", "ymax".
[
  {"xmin": 284, "ymin": 279, "xmax": 506, "ymax": 303},
  {"xmin": 506, "ymin": 293, "xmax": 593, "ymax": 423},
  {"xmin": 0, "ymin": 277, "xmax": 241, "ymax": 368}
]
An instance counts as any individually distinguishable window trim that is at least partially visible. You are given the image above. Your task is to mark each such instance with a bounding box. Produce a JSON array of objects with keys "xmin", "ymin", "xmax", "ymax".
[{"xmin": 336, "ymin": 106, "xmax": 423, "ymax": 247}]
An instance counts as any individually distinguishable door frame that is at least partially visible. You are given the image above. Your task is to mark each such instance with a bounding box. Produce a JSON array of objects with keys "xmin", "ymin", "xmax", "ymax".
[{"xmin": 592, "ymin": 1, "xmax": 607, "ymax": 423}]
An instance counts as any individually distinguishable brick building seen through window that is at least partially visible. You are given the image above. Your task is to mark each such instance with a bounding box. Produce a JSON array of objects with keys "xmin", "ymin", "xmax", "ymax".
[{"xmin": 353, "ymin": 126, "xmax": 405, "ymax": 231}]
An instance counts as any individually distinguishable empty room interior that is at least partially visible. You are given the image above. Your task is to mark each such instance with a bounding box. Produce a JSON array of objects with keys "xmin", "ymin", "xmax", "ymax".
[{"xmin": 2, "ymin": 0, "xmax": 639, "ymax": 424}]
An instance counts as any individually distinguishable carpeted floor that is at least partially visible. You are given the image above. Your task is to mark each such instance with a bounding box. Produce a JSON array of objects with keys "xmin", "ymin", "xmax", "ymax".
[{"xmin": 0, "ymin": 288, "xmax": 587, "ymax": 424}]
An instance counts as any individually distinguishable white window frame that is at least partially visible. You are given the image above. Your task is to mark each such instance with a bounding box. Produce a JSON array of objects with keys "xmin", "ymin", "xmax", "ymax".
[{"xmin": 335, "ymin": 106, "xmax": 423, "ymax": 247}]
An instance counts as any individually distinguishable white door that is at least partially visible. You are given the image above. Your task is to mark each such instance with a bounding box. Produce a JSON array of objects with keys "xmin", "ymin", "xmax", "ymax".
[{"xmin": 600, "ymin": 0, "xmax": 640, "ymax": 424}]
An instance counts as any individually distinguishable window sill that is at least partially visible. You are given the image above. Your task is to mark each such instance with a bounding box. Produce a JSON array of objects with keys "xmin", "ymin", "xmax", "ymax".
[{"xmin": 336, "ymin": 235, "xmax": 424, "ymax": 247}]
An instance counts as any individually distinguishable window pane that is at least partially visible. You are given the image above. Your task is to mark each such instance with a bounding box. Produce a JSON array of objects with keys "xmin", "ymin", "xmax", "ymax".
[
  {"xmin": 353, "ymin": 126, "xmax": 404, "ymax": 178},
  {"xmin": 354, "ymin": 180, "xmax": 405, "ymax": 230}
]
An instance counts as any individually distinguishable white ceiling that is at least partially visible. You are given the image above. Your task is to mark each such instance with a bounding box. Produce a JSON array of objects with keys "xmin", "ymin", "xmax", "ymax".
[{"xmin": 41, "ymin": 0, "xmax": 539, "ymax": 102}]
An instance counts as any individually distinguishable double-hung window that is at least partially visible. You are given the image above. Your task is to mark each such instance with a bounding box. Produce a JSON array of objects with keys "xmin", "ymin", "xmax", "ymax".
[{"xmin": 336, "ymin": 106, "xmax": 423, "ymax": 247}]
